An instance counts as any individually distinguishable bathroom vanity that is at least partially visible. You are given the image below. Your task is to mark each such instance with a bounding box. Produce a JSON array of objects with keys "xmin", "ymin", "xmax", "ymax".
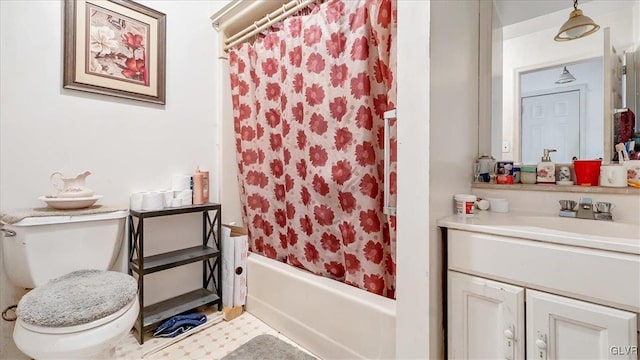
[{"xmin": 439, "ymin": 212, "xmax": 639, "ymax": 359}]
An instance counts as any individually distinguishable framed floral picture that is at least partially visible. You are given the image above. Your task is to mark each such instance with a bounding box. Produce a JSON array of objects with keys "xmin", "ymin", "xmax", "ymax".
[{"xmin": 64, "ymin": 0, "xmax": 166, "ymax": 104}]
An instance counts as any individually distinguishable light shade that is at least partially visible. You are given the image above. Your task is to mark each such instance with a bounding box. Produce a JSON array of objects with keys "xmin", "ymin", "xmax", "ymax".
[
  {"xmin": 554, "ymin": 8, "xmax": 600, "ymax": 41},
  {"xmin": 555, "ymin": 67, "xmax": 576, "ymax": 84}
]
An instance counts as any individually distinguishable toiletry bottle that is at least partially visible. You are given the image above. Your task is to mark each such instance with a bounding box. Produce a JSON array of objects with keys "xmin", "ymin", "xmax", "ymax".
[
  {"xmin": 193, "ymin": 172, "xmax": 204, "ymax": 205},
  {"xmin": 537, "ymin": 149, "xmax": 557, "ymax": 184},
  {"xmin": 513, "ymin": 165, "xmax": 521, "ymax": 183},
  {"xmin": 197, "ymin": 167, "xmax": 209, "ymax": 203}
]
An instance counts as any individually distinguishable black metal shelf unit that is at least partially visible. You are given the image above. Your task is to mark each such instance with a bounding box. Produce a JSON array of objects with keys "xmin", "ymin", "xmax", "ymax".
[{"xmin": 128, "ymin": 203, "xmax": 222, "ymax": 344}]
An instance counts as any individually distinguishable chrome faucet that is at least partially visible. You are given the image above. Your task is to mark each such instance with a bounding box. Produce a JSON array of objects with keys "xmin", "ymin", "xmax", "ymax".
[
  {"xmin": 560, "ymin": 197, "xmax": 613, "ymax": 221},
  {"xmin": 575, "ymin": 198, "xmax": 595, "ymax": 220}
]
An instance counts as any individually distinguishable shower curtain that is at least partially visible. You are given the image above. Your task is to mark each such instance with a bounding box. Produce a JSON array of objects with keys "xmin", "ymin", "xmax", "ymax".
[{"xmin": 229, "ymin": 0, "xmax": 397, "ymax": 298}]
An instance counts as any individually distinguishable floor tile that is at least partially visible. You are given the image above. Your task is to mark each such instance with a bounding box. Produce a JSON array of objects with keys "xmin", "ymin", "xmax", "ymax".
[{"xmin": 115, "ymin": 312, "xmax": 310, "ymax": 360}]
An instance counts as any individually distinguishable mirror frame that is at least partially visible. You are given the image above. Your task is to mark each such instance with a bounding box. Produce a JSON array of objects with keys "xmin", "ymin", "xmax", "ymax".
[{"xmin": 479, "ymin": 3, "xmax": 638, "ymax": 165}]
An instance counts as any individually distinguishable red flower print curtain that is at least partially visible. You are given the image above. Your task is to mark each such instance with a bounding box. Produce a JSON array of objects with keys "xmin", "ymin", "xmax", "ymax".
[{"xmin": 229, "ymin": 0, "xmax": 397, "ymax": 298}]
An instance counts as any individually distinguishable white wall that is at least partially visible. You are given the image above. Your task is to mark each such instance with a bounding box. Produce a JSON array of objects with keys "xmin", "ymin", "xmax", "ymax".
[
  {"xmin": 395, "ymin": 2, "xmax": 431, "ymax": 358},
  {"xmin": 0, "ymin": 1, "xmax": 221, "ymax": 358},
  {"xmin": 500, "ymin": 1, "xmax": 638, "ymax": 161},
  {"xmin": 428, "ymin": 1, "xmax": 479, "ymax": 358},
  {"xmin": 521, "ymin": 60, "xmax": 602, "ymax": 94},
  {"xmin": 219, "ymin": 56, "xmax": 243, "ymax": 225},
  {"xmin": 397, "ymin": 1, "xmax": 481, "ymax": 359}
]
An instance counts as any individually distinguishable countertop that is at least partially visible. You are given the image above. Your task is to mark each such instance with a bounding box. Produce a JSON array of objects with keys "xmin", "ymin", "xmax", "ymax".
[
  {"xmin": 438, "ymin": 211, "xmax": 640, "ymax": 255},
  {"xmin": 472, "ymin": 182, "xmax": 640, "ymax": 195}
]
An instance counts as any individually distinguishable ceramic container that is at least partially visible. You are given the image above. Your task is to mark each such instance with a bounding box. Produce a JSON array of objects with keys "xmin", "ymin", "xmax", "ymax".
[
  {"xmin": 520, "ymin": 165, "xmax": 537, "ymax": 184},
  {"xmin": 624, "ymin": 160, "xmax": 640, "ymax": 183},
  {"xmin": 599, "ymin": 165, "xmax": 627, "ymax": 187},
  {"xmin": 454, "ymin": 194, "xmax": 476, "ymax": 216},
  {"xmin": 487, "ymin": 198, "xmax": 509, "ymax": 213},
  {"xmin": 50, "ymin": 171, "xmax": 93, "ymax": 198}
]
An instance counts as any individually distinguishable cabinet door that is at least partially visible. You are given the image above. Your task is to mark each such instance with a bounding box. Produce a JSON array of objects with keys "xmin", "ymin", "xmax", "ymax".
[
  {"xmin": 527, "ymin": 289, "xmax": 638, "ymax": 360},
  {"xmin": 448, "ymin": 271, "xmax": 525, "ymax": 359}
]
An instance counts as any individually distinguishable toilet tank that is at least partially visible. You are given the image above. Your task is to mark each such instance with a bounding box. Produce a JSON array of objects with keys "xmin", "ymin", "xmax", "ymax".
[{"xmin": 2, "ymin": 211, "xmax": 128, "ymax": 289}]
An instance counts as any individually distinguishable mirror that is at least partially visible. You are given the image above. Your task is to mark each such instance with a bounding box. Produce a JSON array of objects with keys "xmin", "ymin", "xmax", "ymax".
[{"xmin": 484, "ymin": 0, "xmax": 640, "ymax": 164}]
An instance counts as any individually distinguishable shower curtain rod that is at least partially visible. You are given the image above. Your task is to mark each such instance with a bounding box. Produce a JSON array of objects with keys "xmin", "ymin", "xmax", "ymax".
[{"xmin": 224, "ymin": 0, "xmax": 317, "ymax": 51}]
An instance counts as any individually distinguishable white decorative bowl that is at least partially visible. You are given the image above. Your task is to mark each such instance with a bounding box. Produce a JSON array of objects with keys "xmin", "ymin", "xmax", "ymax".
[{"xmin": 38, "ymin": 195, "xmax": 103, "ymax": 210}]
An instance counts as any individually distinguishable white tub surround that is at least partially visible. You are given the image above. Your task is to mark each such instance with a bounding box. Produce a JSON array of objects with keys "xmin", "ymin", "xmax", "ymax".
[{"xmin": 246, "ymin": 253, "xmax": 396, "ymax": 360}]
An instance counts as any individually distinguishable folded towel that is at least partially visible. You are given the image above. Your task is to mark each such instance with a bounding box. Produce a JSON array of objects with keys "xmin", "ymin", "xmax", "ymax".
[
  {"xmin": 1, "ymin": 205, "xmax": 126, "ymax": 225},
  {"xmin": 153, "ymin": 313, "xmax": 207, "ymax": 338}
]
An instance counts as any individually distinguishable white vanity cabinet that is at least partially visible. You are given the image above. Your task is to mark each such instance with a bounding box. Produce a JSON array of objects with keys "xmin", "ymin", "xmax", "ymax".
[{"xmin": 445, "ymin": 228, "xmax": 639, "ymax": 360}]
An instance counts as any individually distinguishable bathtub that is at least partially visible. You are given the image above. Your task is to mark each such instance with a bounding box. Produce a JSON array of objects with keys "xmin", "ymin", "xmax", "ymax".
[{"xmin": 246, "ymin": 253, "xmax": 396, "ymax": 359}]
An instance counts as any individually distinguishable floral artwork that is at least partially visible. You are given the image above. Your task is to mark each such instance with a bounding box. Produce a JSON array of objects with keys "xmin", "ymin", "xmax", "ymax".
[
  {"xmin": 64, "ymin": 0, "xmax": 165, "ymax": 104},
  {"xmin": 87, "ymin": 6, "xmax": 149, "ymax": 85}
]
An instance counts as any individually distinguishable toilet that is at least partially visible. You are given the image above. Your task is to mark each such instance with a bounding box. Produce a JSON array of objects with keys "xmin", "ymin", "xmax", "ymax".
[{"xmin": 2, "ymin": 210, "xmax": 139, "ymax": 359}]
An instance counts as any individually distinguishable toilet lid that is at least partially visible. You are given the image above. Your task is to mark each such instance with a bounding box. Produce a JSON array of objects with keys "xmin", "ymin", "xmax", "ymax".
[{"xmin": 17, "ymin": 270, "xmax": 137, "ymax": 328}]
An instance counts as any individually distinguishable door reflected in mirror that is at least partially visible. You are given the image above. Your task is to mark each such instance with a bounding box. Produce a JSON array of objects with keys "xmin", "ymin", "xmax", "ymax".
[{"xmin": 520, "ymin": 57, "xmax": 603, "ymax": 164}]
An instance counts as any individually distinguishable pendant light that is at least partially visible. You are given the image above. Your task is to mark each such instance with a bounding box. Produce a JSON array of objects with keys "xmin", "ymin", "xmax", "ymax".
[
  {"xmin": 554, "ymin": 0, "xmax": 600, "ymax": 41},
  {"xmin": 555, "ymin": 66, "xmax": 576, "ymax": 84}
]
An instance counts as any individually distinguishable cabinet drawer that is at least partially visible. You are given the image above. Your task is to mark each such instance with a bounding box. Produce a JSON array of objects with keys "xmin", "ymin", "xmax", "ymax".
[{"xmin": 448, "ymin": 229, "xmax": 640, "ymax": 313}]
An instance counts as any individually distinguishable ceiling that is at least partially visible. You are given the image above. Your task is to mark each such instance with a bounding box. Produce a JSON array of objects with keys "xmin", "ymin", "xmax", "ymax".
[{"xmin": 493, "ymin": 0, "xmax": 593, "ymax": 26}]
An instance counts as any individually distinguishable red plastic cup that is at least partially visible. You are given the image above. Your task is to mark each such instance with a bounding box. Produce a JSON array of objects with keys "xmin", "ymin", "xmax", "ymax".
[{"xmin": 573, "ymin": 159, "xmax": 602, "ymax": 186}]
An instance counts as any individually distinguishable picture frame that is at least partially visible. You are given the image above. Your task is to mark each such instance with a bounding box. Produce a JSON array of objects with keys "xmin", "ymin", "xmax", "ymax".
[{"xmin": 64, "ymin": 0, "xmax": 166, "ymax": 104}]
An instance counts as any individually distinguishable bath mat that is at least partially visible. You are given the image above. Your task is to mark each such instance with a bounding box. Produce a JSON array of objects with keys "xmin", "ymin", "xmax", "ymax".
[{"xmin": 222, "ymin": 334, "xmax": 316, "ymax": 360}]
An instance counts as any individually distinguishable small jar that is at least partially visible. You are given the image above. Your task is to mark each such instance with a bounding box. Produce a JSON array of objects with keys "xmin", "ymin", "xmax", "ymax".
[
  {"xmin": 520, "ymin": 165, "xmax": 537, "ymax": 184},
  {"xmin": 454, "ymin": 194, "xmax": 477, "ymax": 216}
]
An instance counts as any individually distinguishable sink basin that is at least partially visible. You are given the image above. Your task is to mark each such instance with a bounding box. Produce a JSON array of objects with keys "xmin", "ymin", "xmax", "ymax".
[
  {"xmin": 494, "ymin": 215, "xmax": 639, "ymax": 239},
  {"xmin": 438, "ymin": 212, "xmax": 640, "ymax": 254}
]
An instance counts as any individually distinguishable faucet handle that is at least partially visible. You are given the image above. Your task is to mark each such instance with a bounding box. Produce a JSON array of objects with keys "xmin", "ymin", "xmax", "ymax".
[{"xmin": 594, "ymin": 202, "xmax": 615, "ymax": 213}]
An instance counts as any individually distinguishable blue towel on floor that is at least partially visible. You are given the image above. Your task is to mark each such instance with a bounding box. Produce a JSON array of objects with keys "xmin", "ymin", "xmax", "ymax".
[{"xmin": 153, "ymin": 313, "xmax": 207, "ymax": 338}]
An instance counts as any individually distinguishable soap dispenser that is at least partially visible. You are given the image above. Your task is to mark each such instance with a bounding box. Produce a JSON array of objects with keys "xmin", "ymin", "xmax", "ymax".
[{"xmin": 537, "ymin": 149, "xmax": 557, "ymax": 184}]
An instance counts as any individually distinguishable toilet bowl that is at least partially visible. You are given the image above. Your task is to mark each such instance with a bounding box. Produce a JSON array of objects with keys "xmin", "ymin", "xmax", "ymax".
[
  {"xmin": 1, "ymin": 210, "xmax": 139, "ymax": 359},
  {"xmin": 14, "ymin": 297, "xmax": 139, "ymax": 359}
]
